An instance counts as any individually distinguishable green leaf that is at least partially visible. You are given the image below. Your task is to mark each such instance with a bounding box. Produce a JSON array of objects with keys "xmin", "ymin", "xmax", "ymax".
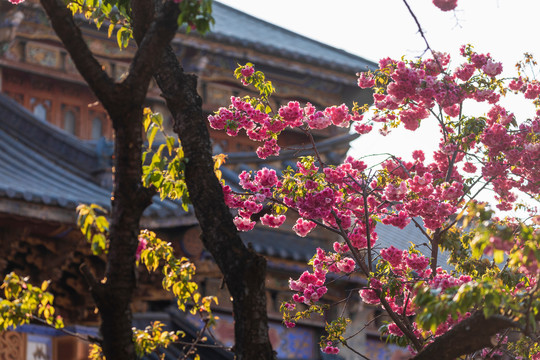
[
  {"xmin": 147, "ymin": 125, "xmax": 158, "ymax": 149},
  {"xmin": 95, "ymin": 216, "xmax": 109, "ymax": 232},
  {"xmin": 116, "ymin": 27, "xmax": 125, "ymax": 49},
  {"xmin": 166, "ymin": 136, "xmax": 175, "ymax": 156}
]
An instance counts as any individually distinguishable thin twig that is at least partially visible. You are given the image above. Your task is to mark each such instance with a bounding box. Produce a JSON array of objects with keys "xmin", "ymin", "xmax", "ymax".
[
  {"xmin": 401, "ymin": 0, "xmax": 444, "ymax": 72},
  {"xmin": 302, "ymin": 127, "xmax": 325, "ymax": 167},
  {"xmin": 32, "ymin": 316, "xmax": 102, "ymax": 344},
  {"xmin": 174, "ymin": 340, "xmax": 231, "ymax": 350},
  {"xmin": 342, "ymin": 342, "xmax": 371, "ymax": 360},
  {"xmin": 344, "ymin": 313, "xmax": 383, "ymax": 341},
  {"xmin": 411, "ymin": 217, "xmax": 432, "ymax": 243},
  {"xmin": 180, "ymin": 320, "xmax": 210, "ymax": 360},
  {"xmin": 362, "ymin": 184, "xmax": 373, "ymax": 273}
]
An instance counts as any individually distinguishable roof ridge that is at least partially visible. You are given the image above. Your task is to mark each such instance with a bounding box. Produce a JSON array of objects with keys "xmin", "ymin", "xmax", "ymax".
[
  {"xmin": 213, "ymin": 2, "xmax": 376, "ymax": 66},
  {"xmin": 209, "ymin": 2, "xmax": 377, "ymax": 73},
  {"xmin": 0, "ymin": 93, "xmax": 101, "ymax": 176}
]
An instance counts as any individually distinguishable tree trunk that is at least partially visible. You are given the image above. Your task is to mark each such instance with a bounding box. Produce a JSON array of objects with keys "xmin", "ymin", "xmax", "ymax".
[
  {"xmin": 130, "ymin": 4, "xmax": 275, "ymax": 355},
  {"xmin": 156, "ymin": 46, "xmax": 275, "ymax": 360},
  {"xmin": 39, "ymin": 0, "xmax": 179, "ymax": 358}
]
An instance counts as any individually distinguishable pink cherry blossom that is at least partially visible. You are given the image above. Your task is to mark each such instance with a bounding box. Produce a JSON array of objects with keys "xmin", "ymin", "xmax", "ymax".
[
  {"xmin": 524, "ymin": 82, "xmax": 540, "ymax": 99},
  {"xmin": 306, "ymin": 111, "xmax": 331, "ymax": 129},
  {"xmin": 324, "ymin": 104, "xmax": 351, "ymax": 127},
  {"xmin": 482, "ymin": 59, "xmax": 503, "ymax": 77},
  {"xmin": 357, "ymin": 72, "xmax": 375, "ymax": 88},
  {"xmin": 279, "ymin": 101, "xmax": 304, "ymax": 127},
  {"xmin": 240, "ymin": 65, "xmax": 254, "ymax": 77},
  {"xmin": 260, "ymin": 214, "xmax": 286, "ymax": 228},
  {"xmin": 136, "ymin": 237, "xmax": 147, "ymax": 261},
  {"xmin": 233, "ymin": 216, "xmax": 255, "ymax": 231},
  {"xmin": 256, "ymin": 138, "xmax": 280, "ymax": 159},
  {"xmin": 380, "ymin": 246, "xmax": 405, "ymax": 268},
  {"xmin": 292, "ymin": 218, "xmax": 317, "ymax": 237},
  {"xmin": 454, "ymin": 63, "xmax": 476, "ymax": 81}
]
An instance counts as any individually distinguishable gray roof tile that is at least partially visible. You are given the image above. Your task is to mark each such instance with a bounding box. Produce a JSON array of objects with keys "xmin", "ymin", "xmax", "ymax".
[
  {"xmin": 0, "ymin": 94, "xmax": 195, "ymax": 226},
  {"xmin": 208, "ymin": 2, "xmax": 377, "ymax": 73}
]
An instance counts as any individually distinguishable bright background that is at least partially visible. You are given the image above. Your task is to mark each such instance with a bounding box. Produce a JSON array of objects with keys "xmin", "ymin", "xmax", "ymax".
[{"xmin": 217, "ymin": 0, "xmax": 540, "ymax": 164}]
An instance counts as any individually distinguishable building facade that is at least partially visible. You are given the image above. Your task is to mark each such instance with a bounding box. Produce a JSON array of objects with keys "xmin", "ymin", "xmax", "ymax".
[{"xmin": 0, "ymin": 2, "xmax": 428, "ymax": 360}]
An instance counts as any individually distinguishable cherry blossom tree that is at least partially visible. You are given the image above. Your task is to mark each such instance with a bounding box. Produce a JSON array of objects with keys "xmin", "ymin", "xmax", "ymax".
[
  {"xmin": 209, "ymin": 3, "xmax": 540, "ymax": 357},
  {"xmin": 3, "ymin": 0, "xmax": 540, "ymax": 359}
]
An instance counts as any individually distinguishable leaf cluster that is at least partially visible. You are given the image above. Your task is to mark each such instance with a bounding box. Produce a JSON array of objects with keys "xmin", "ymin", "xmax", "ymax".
[
  {"xmin": 138, "ymin": 231, "xmax": 218, "ymax": 325},
  {"xmin": 0, "ymin": 273, "xmax": 63, "ymax": 330},
  {"xmin": 76, "ymin": 204, "xmax": 109, "ymax": 255},
  {"xmin": 142, "ymin": 109, "xmax": 190, "ymax": 208},
  {"xmin": 67, "ymin": 0, "xmax": 214, "ymax": 49},
  {"xmin": 133, "ymin": 321, "xmax": 184, "ymax": 358},
  {"xmin": 319, "ymin": 317, "xmax": 351, "ymax": 349}
]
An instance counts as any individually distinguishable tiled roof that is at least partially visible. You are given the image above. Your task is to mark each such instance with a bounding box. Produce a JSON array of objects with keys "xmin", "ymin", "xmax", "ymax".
[
  {"xmin": 241, "ymin": 222, "xmax": 451, "ymax": 272},
  {"xmin": 207, "ymin": 2, "xmax": 377, "ymax": 74},
  {"xmin": 241, "ymin": 227, "xmax": 329, "ymax": 263},
  {"xmin": 0, "ymin": 94, "xmax": 196, "ymax": 227},
  {"xmin": 0, "ymin": 97, "xmax": 111, "ymax": 211},
  {"xmin": 0, "ymin": 125, "xmax": 110, "ymax": 209},
  {"xmin": 376, "ymin": 220, "xmax": 452, "ymax": 271}
]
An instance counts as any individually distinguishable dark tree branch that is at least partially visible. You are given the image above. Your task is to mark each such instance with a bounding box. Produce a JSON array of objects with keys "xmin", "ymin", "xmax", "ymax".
[
  {"xmin": 379, "ymin": 296, "xmax": 423, "ymax": 351},
  {"xmin": 123, "ymin": 0, "xmax": 180, "ymax": 104},
  {"xmin": 39, "ymin": 0, "xmax": 114, "ymax": 100},
  {"xmin": 40, "ymin": 0, "xmax": 179, "ymax": 115},
  {"xmin": 158, "ymin": 47, "xmax": 275, "ymax": 360},
  {"xmin": 130, "ymin": 4, "xmax": 275, "ymax": 359},
  {"xmin": 412, "ymin": 312, "xmax": 521, "ymax": 360},
  {"xmin": 40, "ymin": 1, "xmax": 181, "ymax": 359}
]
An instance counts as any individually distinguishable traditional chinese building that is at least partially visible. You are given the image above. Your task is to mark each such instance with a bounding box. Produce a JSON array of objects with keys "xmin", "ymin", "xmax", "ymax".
[{"xmin": 0, "ymin": 1, "xmax": 432, "ymax": 359}]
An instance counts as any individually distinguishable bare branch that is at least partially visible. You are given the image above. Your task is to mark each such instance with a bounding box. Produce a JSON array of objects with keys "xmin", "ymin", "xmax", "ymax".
[
  {"xmin": 401, "ymin": 0, "xmax": 443, "ymax": 70},
  {"xmin": 39, "ymin": 0, "xmax": 114, "ymax": 99}
]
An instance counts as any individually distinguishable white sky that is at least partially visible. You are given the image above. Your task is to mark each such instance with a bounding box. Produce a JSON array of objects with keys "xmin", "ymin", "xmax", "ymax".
[
  {"xmin": 217, "ymin": 1, "xmax": 540, "ymax": 68},
  {"xmin": 217, "ymin": 0, "xmax": 540, "ymax": 166}
]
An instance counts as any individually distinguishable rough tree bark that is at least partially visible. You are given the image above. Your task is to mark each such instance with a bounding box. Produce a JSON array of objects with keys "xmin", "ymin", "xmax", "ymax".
[
  {"xmin": 38, "ymin": 0, "xmax": 179, "ymax": 358},
  {"xmin": 39, "ymin": 0, "xmax": 274, "ymax": 357},
  {"xmin": 413, "ymin": 312, "xmax": 519, "ymax": 360},
  {"xmin": 131, "ymin": 1, "xmax": 276, "ymax": 359}
]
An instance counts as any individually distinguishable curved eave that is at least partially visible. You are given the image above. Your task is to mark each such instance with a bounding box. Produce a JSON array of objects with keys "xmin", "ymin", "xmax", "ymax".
[{"xmin": 207, "ymin": 2, "xmax": 377, "ymax": 74}]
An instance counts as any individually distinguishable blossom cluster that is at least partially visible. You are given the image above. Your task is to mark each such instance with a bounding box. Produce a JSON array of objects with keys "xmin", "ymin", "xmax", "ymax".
[
  {"xmin": 209, "ymin": 64, "xmax": 371, "ymax": 159},
  {"xmin": 211, "ymin": 51, "xmax": 540, "ymax": 357},
  {"xmin": 209, "ymin": 97, "xmax": 370, "ymax": 158},
  {"xmin": 288, "ymin": 248, "xmax": 355, "ymax": 309}
]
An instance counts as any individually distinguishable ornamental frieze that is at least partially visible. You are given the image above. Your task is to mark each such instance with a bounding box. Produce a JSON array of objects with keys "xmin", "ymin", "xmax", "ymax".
[{"xmin": 0, "ymin": 331, "xmax": 26, "ymax": 360}]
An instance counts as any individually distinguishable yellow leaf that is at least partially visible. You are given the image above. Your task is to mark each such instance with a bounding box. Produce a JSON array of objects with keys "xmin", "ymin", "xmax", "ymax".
[
  {"xmin": 41, "ymin": 280, "xmax": 49, "ymax": 291},
  {"xmin": 108, "ymin": 24, "xmax": 115, "ymax": 38}
]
